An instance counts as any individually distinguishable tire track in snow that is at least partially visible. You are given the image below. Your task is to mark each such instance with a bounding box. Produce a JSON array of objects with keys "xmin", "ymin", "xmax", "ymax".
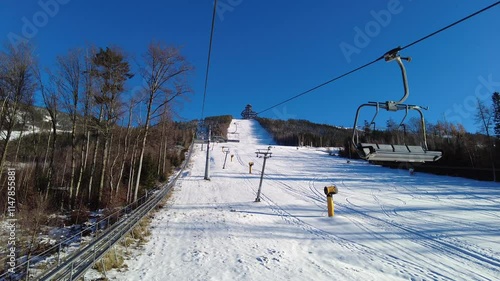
[
  {"xmin": 234, "ymin": 149, "xmax": 246, "ymax": 167},
  {"xmin": 281, "ymin": 177, "xmax": 458, "ymax": 279},
  {"xmin": 232, "ymin": 152, "xmax": 346, "ymax": 277},
  {"xmin": 271, "ymin": 179, "xmax": 324, "ymax": 210},
  {"xmin": 241, "ymin": 149, "xmax": 416, "ymax": 278},
  {"xmin": 228, "ymin": 162, "xmax": 371, "ymax": 276},
  {"xmin": 398, "ymin": 180, "xmax": 500, "ymax": 221},
  {"xmin": 233, "ymin": 148, "xmax": 499, "ymax": 279},
  {"xmin": 394, "ymin": 204, "xmax": 500, "ymax": 234},
  {"xmin": 254, "ymin": 187, "xmax": 437, "ymax": 280},
  {"xmin": 350, "ymin": 178, "xmax": 500, "ymax": 247},
  {"xmin": 386, "ymin": 180, "xmax": 500, "ymax": 253},
  {"xmin": 270, "ymin": 175, "xmax": 499, "ymax": 280},
  {"xmin": 431, "ymin": 192, "xmax": 500, "ymax": 221},
  {"xmin": 240, "ymin": 163, "xmax": 440, "ymax": 280},
  {"xmin": 336, "ymin": 179, "xmax": 500, "ymax": 277},
  {"xmin": 340, "ymin": 201, "xmax": 500, "ymax": 276},
  {"xmin": 371, "ymin": 189, "xmax": 391, "ymax": 217}
]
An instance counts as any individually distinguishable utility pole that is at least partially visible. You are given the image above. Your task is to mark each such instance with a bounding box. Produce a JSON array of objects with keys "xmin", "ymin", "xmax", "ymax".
[
  {"xmin": 204, "ymin": 126, "xmax": 211, "ymax": 180},
  {"xmin": 222, "ymin": 147, "xmax": 230, "ymax": 169},
  {"xmin": 255, "ymin": 146, "xmax": 272, "ymax": 202}
]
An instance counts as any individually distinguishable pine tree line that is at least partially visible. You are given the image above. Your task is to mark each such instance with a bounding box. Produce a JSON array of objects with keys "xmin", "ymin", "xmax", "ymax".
[{"xmin": 257, "ymin": 118, "xmax": 351, "ymax": 147}]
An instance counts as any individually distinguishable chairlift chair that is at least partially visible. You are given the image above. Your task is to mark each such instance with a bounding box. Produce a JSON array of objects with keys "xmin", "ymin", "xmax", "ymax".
[
  {"xmin": 351, "ymin": 48, "xmax": 442, "ymax": 163},
  {"xmin": 194, "ymin": 121, "xmax": 209, "ymax": 143}
]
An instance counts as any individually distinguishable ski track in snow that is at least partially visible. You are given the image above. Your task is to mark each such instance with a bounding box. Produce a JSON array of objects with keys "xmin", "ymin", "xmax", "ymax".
[
  {"xmin": 272, "ymin": 166, "xmax": 500, "ymax": 278},
  {"xmin": 104, "ymin": 119, "xmax": 500, "ymax": 281},
  {"xmin": 272, "ymin": 164, "xmax": 499, "ymax": 279},
  {"xmin": 259, "ymin": 170, "xmax": 476, "ymax": 280}
]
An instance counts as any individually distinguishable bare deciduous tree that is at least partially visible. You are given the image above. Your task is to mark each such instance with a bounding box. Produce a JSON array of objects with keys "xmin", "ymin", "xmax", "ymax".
[
  {"xmin": 0, "ymin": 43, "xmax": 36, "ymax": 185},
  {"xmin": 35, "ymin": 67, "xmax": 60, "ymax": 200},
  {"xmin": 133, "ymin": 42, "xmax": 192, "ymax": 202},
  {"xmin": 475, "ymin": 98, "xmax": 496, "ymax": 181},
  {"xmin": 75, "ymin": 47, "xmax": 97, "ymax": 207},
  {"xmin": 56, "ymin": 49, "xmax": 83, "ymax": 208}
]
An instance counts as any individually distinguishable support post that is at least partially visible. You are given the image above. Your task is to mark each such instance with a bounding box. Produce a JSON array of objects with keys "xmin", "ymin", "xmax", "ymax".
[
  {"xmin": 327, "ymin": 195, "xmax": 334, "ymax": 217},
  {"xmin": 255, "ymin": 156, "xmax": 267, "ymax": 202},
  {"xmin": 26, "ymin": 258, "xmax": 30, "ymax": 281},
  {"xmin": 255, "ymin": 148, "xmax": 272, "ymax": 202},
  {"xmin": 222, "ymin": 147, "xmax": 230, "ymax": 169},
  {"xmin": 204, "ymin": 126, "xmax": 211, "ymax": 180},
  {"xmin": 57, "ymin": 242, "xmax": 61, "ymax": 266}
]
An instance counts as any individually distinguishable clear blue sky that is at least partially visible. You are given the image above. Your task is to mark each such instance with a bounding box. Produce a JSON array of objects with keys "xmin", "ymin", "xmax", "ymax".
[{"xmin": 1, "ymin": 0, "xmax": 499, "ymax": 132}]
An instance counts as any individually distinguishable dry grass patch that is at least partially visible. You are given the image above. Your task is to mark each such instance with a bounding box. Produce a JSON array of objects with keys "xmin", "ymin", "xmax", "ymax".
[{"xmin": 94, "ymin": 249, "xmax": 127, "ymax": 273}]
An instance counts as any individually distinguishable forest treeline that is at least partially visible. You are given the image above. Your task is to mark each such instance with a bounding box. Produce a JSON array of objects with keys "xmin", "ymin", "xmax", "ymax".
[
  {"xmin": 257, "ymin": 118, "xmax": 352, "ymax": 147},
  {"xmin": 257, "ymin": 93, "xmax": 500, "ymax": 182},
  {"xmin": 204, "ymin": 115, "xmax": 233, "ymax": 137},
  {"xmin": 0, "ymin": 41, "xmax": 195, "ymax": 223}
]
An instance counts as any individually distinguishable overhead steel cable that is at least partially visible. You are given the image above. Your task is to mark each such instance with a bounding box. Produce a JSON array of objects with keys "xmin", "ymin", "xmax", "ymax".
[
  {"xmin": 400, "ymin": 1, "xmax": 500, "ymax": 51},
  {"xmin": 257, "ymin": 57, "xmax": 383, "ymax": 115},
  {"xmin": 257, "ymin": 1, "xmax": 500, "ymax": 115},
  {"xmin": 201, "ymin": 0, "xmax": 218, "ymax": 121}
]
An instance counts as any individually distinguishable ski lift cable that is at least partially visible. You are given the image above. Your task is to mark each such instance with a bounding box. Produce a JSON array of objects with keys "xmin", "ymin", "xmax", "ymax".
[
  {"xmin": 200, "ymin": 0, "xmax": 218, "ymax": 121},
  {"xmin": 257, "ymin": 58, "xmax": 383, "ymax": 115},
  {"xmin": 400, "ymin": 1, "xmax": 500, "ymax": 51},
  {"xmin": 257, "ymin": 1, "xmax": 500, "ymax": 115}
]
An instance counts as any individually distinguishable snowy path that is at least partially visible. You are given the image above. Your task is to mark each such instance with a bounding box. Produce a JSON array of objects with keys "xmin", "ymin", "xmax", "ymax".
[{"xmin": 107, "ymin": 119, "xmax": 500, "ymax": 281}]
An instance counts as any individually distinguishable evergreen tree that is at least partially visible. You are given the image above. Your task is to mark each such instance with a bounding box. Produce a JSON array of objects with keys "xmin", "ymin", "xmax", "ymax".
[{"xmin": 91, "ymin": 47, "xmax": 133, "ymax": 205}]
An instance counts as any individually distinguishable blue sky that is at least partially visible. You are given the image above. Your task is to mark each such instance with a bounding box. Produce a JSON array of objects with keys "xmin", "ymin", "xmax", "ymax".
[{"xmin": 1, "ymin": 0, "xmax": 499, "ymax": 132}]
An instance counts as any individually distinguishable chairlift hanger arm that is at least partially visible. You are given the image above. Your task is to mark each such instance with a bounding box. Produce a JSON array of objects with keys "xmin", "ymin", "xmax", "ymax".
[
  {"xmin": 399, "ymin": 105, "xmax": 409, "ymax": 126},
  {"xmin": 384, "ymin": 48, "xmax": 411, "ymax": 105},
  {"xmin": 369, "ymin": 103, "xmax": 380, "ymax": 127},
  {"xmin": 352, "ymin": 103, "xmax": 374, "ymax": 145},
  {"xmin": 413, "ymin": 106, "xmax": 429, "ymax": 150}
]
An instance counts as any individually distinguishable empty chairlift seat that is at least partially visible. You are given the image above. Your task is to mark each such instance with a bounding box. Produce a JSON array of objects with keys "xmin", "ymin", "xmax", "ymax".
[
  {"xmin": 356, "ymin": 143, "xmax": 442, "ymax": 163},
  {"xmin": 358, "ymin": 143, "xmax": 377, "ymax": 157},
  {"xmin": 351, "ymin": 50, "xmax": 443, "ymax": 164},
  {"xmin": 406, "ymin": 145, "xmax": 442, "ymax": 162}
]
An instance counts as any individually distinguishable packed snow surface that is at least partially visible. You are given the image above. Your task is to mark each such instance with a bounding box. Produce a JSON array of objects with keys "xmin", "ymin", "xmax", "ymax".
[{"xmin": 107, "ymin": 119, "xmax": 499, "ymax": 281}]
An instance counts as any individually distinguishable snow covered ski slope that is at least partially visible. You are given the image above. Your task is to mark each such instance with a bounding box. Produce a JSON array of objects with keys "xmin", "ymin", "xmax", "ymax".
[{"xmin": 109, "ymin": 119, "xmax": 499, "ymax": 281}]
